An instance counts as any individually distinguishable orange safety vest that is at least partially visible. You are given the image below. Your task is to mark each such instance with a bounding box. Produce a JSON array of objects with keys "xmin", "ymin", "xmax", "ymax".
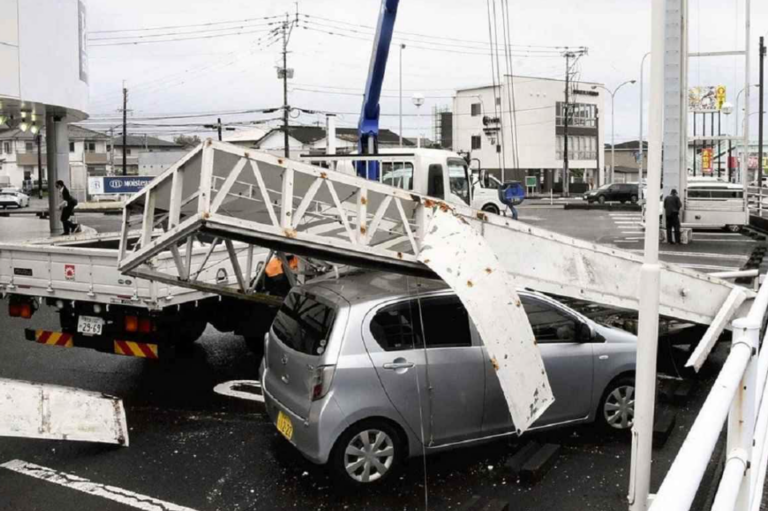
[{"xmin": 265, "ymin": 256, "xmax": 298, "ymax": 278}]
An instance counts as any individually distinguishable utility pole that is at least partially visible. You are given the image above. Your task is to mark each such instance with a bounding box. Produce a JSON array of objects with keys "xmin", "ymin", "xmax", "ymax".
[
  {"xmin": 109, "ymin": 127, "xmax": 114, "ymax": 176},
  {"xmin": 36, "ymin": 131, "xmax": 43, "ymax": 199},
  {"xmin": 217, "ymin": 118, "xmax": 222, "ymax": 142},
  {"xmin": 759, "ymin": 36, "xmax": 765, "ymax": 192},
  {"xmin": 399, "ymin": 44, "xmax": 405, "ymax": 147},
  {"xmin": 122, "ymin": 85, "xmax": 128, "ymax": 176},
  {"xmin": 563, "ymin": 51, "xmax": 573, "ymax": 197},
  {"xmin": 282, "ymin": 14, "xmax": 290, "ymax": 158}
]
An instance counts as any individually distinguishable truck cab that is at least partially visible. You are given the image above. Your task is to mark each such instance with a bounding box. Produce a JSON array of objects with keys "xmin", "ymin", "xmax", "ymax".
[{"xmin": 470, "ymin": 170, "xmax": 507, "ymax": 215}]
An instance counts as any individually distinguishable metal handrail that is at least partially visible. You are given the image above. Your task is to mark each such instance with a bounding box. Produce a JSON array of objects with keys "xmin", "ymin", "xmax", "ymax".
[{"xmin": 650, "ymin": 277, "xmax": 768, "ymax": 511}]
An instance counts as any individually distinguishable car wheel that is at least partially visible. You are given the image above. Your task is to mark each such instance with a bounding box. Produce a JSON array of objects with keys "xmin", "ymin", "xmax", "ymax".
[
  {"xmin": 725, "ymin": 225, "xmax": 741, "ymax": 233},
  {"xmin": 630, "ymin": 195, "xmax": 638, "ymax": 204},
  {"xmin": 482, "ymin": 204, "xmax": 500, "ymax": 215},
  {"xmin": 598, "ymin": 196, "xmax": 606, "ymax": 205},
  {"xmin": 331, "ymin": 419, "xmax": 404, "ymax": 486},
  {"xmin": 598, "ymin": 376, "xmax": 635, "ymax": 431}
]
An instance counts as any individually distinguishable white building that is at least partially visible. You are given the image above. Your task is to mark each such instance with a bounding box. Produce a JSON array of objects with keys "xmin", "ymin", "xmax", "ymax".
[
  {"xmin": 254, "ymin": 126, "xmax": 412, "ymax": 160},
  {"xmin": 453, "ymin": 76, "xmax": 606, "ymax": 193},
  {"xmin": 0, "ymin": 125, "xmax": 107, "ymax": 200}
]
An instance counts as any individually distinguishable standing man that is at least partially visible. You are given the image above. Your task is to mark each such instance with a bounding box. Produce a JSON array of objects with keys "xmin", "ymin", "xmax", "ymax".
[
  {"xmin": 663, "ymin": 188, "xmax": 682, "ymax": 244},
  {"xmin": 55, "ymin": 180, "xmax": 79, "ymax": 235}
]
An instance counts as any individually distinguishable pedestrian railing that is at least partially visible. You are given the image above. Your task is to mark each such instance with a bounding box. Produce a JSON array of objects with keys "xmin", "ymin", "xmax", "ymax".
[
  {"xmin": 649, "ymin": 273, "xmax": 768, "ymax": 511},
  {"xmin": 746, "ymin": 186, "xmax": 765, "ymax": 216}
]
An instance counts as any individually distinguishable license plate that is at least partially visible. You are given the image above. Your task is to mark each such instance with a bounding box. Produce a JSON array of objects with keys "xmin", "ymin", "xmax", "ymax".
[
  {"xmin": 276, "ymin": 411, "xmax": 293, "ymax": 441},
  {"xmin": 77, "ymin": 315, "xmax": 104, "ymax": 336}
]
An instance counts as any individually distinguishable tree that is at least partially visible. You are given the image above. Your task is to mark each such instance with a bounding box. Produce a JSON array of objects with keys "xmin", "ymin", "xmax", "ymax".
[{"xmin": 173, "ymin": 134, "xmax": 202, "ymax": 149}]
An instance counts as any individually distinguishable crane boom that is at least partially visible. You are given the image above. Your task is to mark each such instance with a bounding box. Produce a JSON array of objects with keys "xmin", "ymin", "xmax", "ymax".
[{"xmin": 356, "ymin": 0, "xmax": 400, "ymax": 180}]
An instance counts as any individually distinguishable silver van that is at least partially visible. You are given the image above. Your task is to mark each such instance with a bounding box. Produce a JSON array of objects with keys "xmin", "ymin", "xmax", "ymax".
[{"xmin": 261, "ymin": 271, "xmax": 637, "ymax": 486}]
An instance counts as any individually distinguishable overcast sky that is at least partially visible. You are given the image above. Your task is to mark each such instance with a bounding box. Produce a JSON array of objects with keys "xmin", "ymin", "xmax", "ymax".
[{"xmin": 84, "ymin": 0, "xmax": 767, "ymax": 145}]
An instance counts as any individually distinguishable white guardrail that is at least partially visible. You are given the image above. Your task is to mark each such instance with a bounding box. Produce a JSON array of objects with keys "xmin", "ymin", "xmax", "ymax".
[
  {"xmin": 747, "ymin": 186, "xmax": 766, "ymax": 216},
  {"xmin": 649, "ymin": 273, "xmax": 768, "ymax": 511}
]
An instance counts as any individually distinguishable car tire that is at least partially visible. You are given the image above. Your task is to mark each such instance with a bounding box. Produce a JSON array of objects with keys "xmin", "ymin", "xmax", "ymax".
[
  {"xmin": 482, "ymin": 204, "xmax": 500, "ymax": 215},
  {"xmin": 630, "ymin": 195, "xmax": 638, "ymax": 204},
  {"xmin": 597, "ymin": 375, "xmax": 635, "ymax": 431},
  {"xmin": 725, "ymin": 225, "xmax": 741, "ymax": 233},
  {"xmin": 330, "ymin": 419, "xmax": 404, "ymax": 487},
  {"xmin": 598, "ymin": 196, "xmax": 606, "ymax": 205}
]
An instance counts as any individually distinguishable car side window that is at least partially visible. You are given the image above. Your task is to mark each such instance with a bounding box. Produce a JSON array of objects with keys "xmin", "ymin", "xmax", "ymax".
[
  {"xmin": 370, "ymin": 295, "xmax": 472, "ymax": 351},
  {"xmin": 427, "ymin": 165, "xmax": 445, "ymax": 199},
  {"xmin": 520, "ymin": 296, "xmax": 579, "ymax": 344}
]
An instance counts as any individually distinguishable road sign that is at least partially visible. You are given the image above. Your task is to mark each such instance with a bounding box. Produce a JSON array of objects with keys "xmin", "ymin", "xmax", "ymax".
[{"xmin": 525, "ymin": 176, "xmax": 537, "ymax": 187}]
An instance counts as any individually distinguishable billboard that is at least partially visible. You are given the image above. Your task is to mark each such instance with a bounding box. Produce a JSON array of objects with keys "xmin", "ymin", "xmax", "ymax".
[
  {"xmin": 688, "ymin": 86, "xmax": 726, "ymax": 111},
  {"xmin": 701, "ymin": 148, "xmax": 713, "ymax": 171},
  {"xmin": 88, "ymin": 176, "xmax": 153, "ymax": 195}
]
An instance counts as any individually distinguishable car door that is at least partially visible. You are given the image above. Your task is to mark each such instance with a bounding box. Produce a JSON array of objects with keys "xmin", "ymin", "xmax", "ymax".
[
  {"xmin": 362, "ymin": 299, "xmax": 432, "ymax": 444},
  {"xmin": 362, "ymin": 295, "xmax": 485, "ymax": 447},
  {"xmin": 417, "ymin": 294, "xmax": 485, "ymax": 446},
  {"xmin": 481, "ymin": 294, "xmax": 594, "ymax": 433}
]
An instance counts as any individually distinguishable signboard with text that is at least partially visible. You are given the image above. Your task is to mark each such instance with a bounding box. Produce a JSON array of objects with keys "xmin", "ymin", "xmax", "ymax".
[
  {"xmin": 88, "ymin": 176, "xmax": 153, "ymax": 195},
  {"xmin": 701, "ymin": 148, "xmax": 713, "ymax": 171}
]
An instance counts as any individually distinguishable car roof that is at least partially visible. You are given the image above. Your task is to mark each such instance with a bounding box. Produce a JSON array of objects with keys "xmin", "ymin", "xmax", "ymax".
[{"xmin": 303, "ymin": 269, "xmax": 552, "ymax": 308}]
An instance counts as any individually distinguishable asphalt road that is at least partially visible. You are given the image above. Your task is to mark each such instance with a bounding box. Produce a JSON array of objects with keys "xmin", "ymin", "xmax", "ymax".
[{"xmin": 0, "ymin": 208, "xmax": 762, "ymax": 511}]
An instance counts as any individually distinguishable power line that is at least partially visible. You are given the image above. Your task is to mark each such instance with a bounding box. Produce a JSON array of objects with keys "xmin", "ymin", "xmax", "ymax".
[
  {"xmin": 90, "ymin": 27, "xmax": 277, "ymax": 47},
  {"xmin": 89, "ymin": 15, "xmax": 283, "ymax": 34},
  {"xmin": 88, "ymin": 21, "xmax": 279, "ymax": 42}
]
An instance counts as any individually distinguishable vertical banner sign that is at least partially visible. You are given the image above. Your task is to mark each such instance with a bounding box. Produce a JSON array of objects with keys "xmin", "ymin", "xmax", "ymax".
[
  {"xmin": 78, "ymin": 1, "xmax": 88, "ymax": 83},
  {"xmin": 702, "ymin": 148, "xmax": 713, "ymax": 172}
]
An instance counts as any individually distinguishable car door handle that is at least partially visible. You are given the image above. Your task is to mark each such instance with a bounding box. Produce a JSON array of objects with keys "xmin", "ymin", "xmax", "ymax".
[{"xmin": 383, "ymin": 361, "xmax": 415, "ymax": 370}]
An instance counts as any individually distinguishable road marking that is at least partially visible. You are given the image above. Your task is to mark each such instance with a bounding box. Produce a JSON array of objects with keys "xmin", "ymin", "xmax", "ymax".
[
  {"xmin": 615, "ymin": 240, "xmax": 639, "ymax": 244},
  {"xmin": 628, "ymin": 249, "xmax": 748, "ymax": 261},
  {"xmin": 213, "ymin": 380, "xmax": 265, "ymax": 403},
  {"xmin": 695, "ymin": 238, "xmax": 756, "ymax": 243},
  {"xmin": 609, "ymin": 213, "xmax": 641, "ymax": 217},
  {"xmin": 622, "ymin": 231, "xmax": 644, "ymax": 234},
  {"xmin": 0, "ymin": 460, "xmax": 198, "ymax": 511}
]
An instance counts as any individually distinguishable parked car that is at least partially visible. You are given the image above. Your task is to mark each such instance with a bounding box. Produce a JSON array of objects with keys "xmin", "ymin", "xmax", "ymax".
[
  {"xmin": 584, "ymin": 183, "xmax": 640, "ymax": 204},
  {"xmin": 261, "ymin": 271, "xmax": 637, "ymax": 486},
  {"xmin": 0, "ymin": 189, "xmax": 30, "ymax": 208}
]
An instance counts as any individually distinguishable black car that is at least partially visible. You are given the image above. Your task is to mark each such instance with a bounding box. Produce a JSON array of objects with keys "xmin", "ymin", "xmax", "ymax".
[{"xmin": 584, "ymin": 183, "xmax": 639, "ymax": 204}]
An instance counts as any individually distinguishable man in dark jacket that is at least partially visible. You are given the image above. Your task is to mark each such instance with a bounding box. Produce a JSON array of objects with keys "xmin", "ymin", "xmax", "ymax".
[
  {"xmin": 55, "ymin": 180, "xmax": 79, "ymax": 235},
  {"xmin": 663, "ymin": 189, "xmax": 682, "ymax": 244}
]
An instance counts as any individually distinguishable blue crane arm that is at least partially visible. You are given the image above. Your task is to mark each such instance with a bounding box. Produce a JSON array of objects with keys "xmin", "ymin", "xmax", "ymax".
[{"xmin": 357, "ymin": 0, "xmax": 400, "ymax": 180}]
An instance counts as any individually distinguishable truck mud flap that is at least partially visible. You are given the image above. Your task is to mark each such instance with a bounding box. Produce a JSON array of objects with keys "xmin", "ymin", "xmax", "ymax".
[{"xmin": 0, "ymin": 378, "xmax": 129, "ymax": 446}]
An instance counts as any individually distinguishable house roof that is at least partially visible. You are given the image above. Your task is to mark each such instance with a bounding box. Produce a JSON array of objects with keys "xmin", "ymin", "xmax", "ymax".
[
  {"xmin": 0, "ymin": 124, "xmax": 108, "ymax": 141},
  {"xmin": 111, "ymin": 134, "xmax": 181, "ymax": 148},
  {"xmin": 259, "ymin": 126, "xmax": 413, "ymax": 147},
  {"xmin": 605, "ymin": 140, "xmax": 649, "ymax": 150}
]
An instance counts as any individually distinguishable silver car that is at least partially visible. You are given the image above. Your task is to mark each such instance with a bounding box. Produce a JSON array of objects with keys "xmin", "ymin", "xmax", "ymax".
[{"xmin": 261, "ymin": 271, "xmax": 637, "ymax": 486}]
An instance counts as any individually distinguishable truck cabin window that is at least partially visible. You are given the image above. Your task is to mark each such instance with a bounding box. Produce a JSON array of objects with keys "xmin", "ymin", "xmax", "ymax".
[{"xmin": 447, "ymin": 158, "xmax": 470, "ymax": 205}]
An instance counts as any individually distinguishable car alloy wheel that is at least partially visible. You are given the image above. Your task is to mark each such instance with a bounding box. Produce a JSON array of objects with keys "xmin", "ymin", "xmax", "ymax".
[
  {"xmin": 598, "ymin": 195, "xmax": 606, "ymax": 205},
  {"xmin": 344, "ymin": 429, "xmax": 395, "ymax": 483},
  {"xmin": 603, "ymin": 382, "xmax": 635, "ymax": 430}
]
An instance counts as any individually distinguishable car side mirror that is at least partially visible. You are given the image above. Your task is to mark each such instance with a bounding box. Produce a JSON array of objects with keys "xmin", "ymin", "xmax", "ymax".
[{"xmin": 578, "ymin": 322, "xmax": 594, "ymax": 342}]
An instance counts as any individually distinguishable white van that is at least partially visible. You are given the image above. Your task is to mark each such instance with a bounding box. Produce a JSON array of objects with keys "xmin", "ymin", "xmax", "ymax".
[{"xmin": 683, "ymin": 181, "xmax": 747, "ymax": 232}]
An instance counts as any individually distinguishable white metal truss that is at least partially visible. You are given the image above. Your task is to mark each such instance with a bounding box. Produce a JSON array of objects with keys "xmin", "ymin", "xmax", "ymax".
[{"xmin": 119, "ymin": 140, "xmax": 751, "ymax": 327}]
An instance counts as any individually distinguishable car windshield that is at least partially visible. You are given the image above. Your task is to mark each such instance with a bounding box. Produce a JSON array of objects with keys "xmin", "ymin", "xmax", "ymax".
[
  {"xmin": 272, "ymin": 292, "xmax": 336, "ymax": 356},
  {"xmin": 447, "ymin": 158, "xmax": 470, "ymax": 205},
  {"xmin": 596, "ymin": 183, "xmax": 612, "ymax": 191}
]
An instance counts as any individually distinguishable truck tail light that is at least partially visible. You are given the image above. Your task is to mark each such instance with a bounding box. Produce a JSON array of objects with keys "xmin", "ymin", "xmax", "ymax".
[
  {"xmin": 9, "ymin": 301, "xmax": 33, "ymax": 319},
  {"xmin": 138, "ymin": 318, "xmax": 153, "ymax": 334},
  {"xmin": 310, "ymin": 365, "xmax": 336, "ymax": 401},
  {"xmin": 125, "ymin": 315, "xmax": 138, "ymax": 333}
]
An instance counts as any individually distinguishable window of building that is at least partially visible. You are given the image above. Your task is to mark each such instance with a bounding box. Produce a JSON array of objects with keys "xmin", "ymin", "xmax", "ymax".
[
  {"xmin": 471, "ymin": 103, "xmax": 482, "ymax": 117},
  {"xmin": 2, "ymin": 142, "xmax": 11, "ymax": 154},
  {"xmin": 556, "ymin": 102, "xmax": 597, "ymax": 128},
  {"xmin": 125, "ymin": 148, "xmax": 132, "ymax": 155},
  {"xmin": 85, "ymin": 142, "xmax": 96, "ymax": 153},
  {"xmin": 25, "ymin": 142, "xmax": 34, "ymax": 153},
  {"xmin": 495, "ymin": 97, "xmax": 502, "ymax": 106},
  {"xmin": 69, "ymin": 142, "xmax": 75, "ymax": 153},
  {"xmin": 471, "ymin": 135, "xmax": 482, "ymax": 150}
]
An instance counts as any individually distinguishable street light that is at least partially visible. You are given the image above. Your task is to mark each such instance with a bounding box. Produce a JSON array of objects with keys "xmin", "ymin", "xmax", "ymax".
[
  {"xmin": 736, "ymin": 84, "xmax": 758, "ymax": 137},
  {"xmin": 412, "ymin": 93, "xmax": 425, "ymax": 148},
  {"xmin": 593, "ymin": 80, "xmax": 637, "ymax": 183},
  {"xmin": 399, "ymin": 44, "xmax": 406, "ymax": 147},
  {"xmin": 639, "ymin": 52, "xmax": 651, "ymax": 182}
]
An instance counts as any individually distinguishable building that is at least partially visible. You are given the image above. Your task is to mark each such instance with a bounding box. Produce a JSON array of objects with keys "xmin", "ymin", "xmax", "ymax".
[
  {"xmin": 110, "ymin": 134, "xmax": 184, "ymax": 176},
  {"xmin": 223, "ymin": 127, "xmax": 268, "ymax": 149},
  {"xmin": 453, "ymin": 76, "xmax": 606, "ymax": 193},
  {"xmin": 0, "ymin": 0, "xmax": 89, "ymax": 221},
  {"xmin": 0, "ymin": 125, "xmax": 108, "ymax": 200},
  {"xmin": 603, "ymin": 140, "xmax": 648, "ymax": 183},
  {"xmin": 254, "ymin": 126, "xmax": 412, "ymax": 159}
]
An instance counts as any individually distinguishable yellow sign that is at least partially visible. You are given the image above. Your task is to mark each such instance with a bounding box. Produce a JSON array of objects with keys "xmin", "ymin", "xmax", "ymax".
[
  {"xmin": 702, "ymin": 148, "xmax": 713, "ymax": 171},
  {"xmin": 716, "ymin": 86, "xmax": 727, "ymax": 110}
]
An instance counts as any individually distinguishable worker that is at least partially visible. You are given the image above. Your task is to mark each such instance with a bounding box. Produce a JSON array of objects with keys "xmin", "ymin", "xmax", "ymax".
[
  {"xmin": 263, "ymin": 255, "xmax": 299, "ymax": 296},
  {"xmin": 663, "ymin": 189, "xmax": 682, "ymax": 245},
  {"xmin": 55, "ymin": 180, "xmax": 80, "ymax": 235}
]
